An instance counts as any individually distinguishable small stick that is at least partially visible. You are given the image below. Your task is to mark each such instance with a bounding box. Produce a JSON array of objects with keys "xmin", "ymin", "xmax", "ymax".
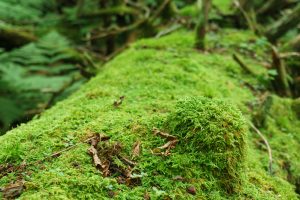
[
  {"xmin": 279, "ymin": 52, "xmax": 300, "ymax": 59},
  {"xmin": 249, "ymin": 122, "xmax": 273, "ymax": 174},
  {"xmin": 232, "ymin": 54, "xmax": 255, "ymax": 75},
  {"xmin": 152, "ymin": 128, "xmax": 177, "ymax": 141}
]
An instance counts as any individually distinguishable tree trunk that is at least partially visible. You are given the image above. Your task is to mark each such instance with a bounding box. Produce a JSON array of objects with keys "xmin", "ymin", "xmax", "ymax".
[
  {"xmin": 195, "ymin": 0, "xmax": 212, "ymax": 50},
  {"xmin": 271, "ymin": 46, "xmax": 292, "ymax": 97}
]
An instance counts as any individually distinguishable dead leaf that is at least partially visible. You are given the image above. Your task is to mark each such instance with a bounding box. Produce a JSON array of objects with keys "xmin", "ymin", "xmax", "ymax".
[
  {"xmin": 152, "ymin": 128, "xmax": 176, "ymax": 141},
  {"xmin": 157, "ymin": 140, "xmax": 178, "ymax": 150},
  {"xmin": 2, "ymin": 181, "xmax": 25, "ymax": 199},
  {"xmin": 186, "ymin": 186, "xmax": 196, "ymax": 195},
  {"xmin": 88, "ymin": 146, "xmax": 111, "ymax": 176},
  {"xmin": 87, "ymin": 133, "xmax": 111, "ymax": 177},
  {"xmin": 88, "ymin": 146, "xmax": 102, "ymax": 167},
  {"xmin": 152, "ymin": 140, "xmax": 178, "ymax": 156},
  {"xmin": 108, "ymin": 190, "xmax": 116, "ymax": 198},
  {"xmin": 172, "ymin": 176, "xmax": 185, "ymax": 182},
  {"xmin": 144, "ymin": 192, "xmax": 150, "ymax": 200},
  {"xmin": 113, "ymin": 96, "xmax": 125, "ymax": 107},
  {"xmin": 132, "ymin": 141, "xmax": 141, "ymax": 158}
]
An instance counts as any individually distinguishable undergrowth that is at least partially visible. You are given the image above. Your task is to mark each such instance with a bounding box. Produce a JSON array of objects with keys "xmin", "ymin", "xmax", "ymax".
[{"xmin": 0, "ymin": 31, "xmax": 86, "ymax": 133}]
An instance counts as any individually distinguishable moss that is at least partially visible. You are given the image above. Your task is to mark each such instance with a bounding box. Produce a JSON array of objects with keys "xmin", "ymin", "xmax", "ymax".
[
  {"xmin": 164, "ymin": 97, "xmax": 246, "ymax": 193},
  {"xmin": 0, "ymin": 30, "xmax": 298, "ymax": 199},
  {"xmin": 292, "ymin": 98, "xmax": 300, "ymax": 119},
  {"xmin": 254, "ymin": 96, "xmax": 300, "ymax": 194}
]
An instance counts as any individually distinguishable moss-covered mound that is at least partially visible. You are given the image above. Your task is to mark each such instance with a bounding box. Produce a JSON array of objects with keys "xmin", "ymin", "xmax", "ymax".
[
  {"xmin": 165, "ymin": 97, "xmax": 246, "ymax": 193},
  {"xmin": 0, "ymin": 30, "xmax": 299, "ymax": 199}
]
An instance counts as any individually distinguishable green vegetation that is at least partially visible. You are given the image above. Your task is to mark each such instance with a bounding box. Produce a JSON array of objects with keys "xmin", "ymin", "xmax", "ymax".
[
  {"xmin": 0, "ymin": 30, "xmax": 299, "ymax": 199},
  {"xmin": 164, "ymin": 97, "xmax": 246, "ymax": 193},
  {"xmin": 1, "ymin": 0, "xmax": 300, "ymax": 199},
  {"xmin": 0, "ymin": 31, "xmax": 87, "ymax": 133}
]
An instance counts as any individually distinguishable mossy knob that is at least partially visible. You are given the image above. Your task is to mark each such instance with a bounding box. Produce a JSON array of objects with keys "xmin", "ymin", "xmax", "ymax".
[{"xmin": 164, "ymin": 97, "xmax": 247, "ymax": 193}]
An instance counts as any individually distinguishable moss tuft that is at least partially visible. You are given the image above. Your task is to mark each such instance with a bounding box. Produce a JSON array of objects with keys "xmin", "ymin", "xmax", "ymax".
[{"xmin": 164, "ymin": 97, "xmax": 246, "ymax": 193}]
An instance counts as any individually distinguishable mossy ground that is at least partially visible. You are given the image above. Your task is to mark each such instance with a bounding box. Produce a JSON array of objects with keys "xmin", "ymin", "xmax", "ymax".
[{"xmin": 0, "ymin": 29, "xmax": 299, "ymax": 199}]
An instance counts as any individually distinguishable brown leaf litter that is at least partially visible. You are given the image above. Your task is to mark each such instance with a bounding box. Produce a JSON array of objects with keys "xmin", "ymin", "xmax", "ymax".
[
  {"xmin": 87, "ymin": 133, "xmax": 141, "ymax": 187},
  {"xmin": 113, "ymin": 96, "xmax": 125, "ymax": 107},
  {"xmin": 1, "ymin": 180, "xmax": 25, "ymax": 199},
  {"xmin": 151, "ymin": 128, "xmax": 178, "ymax": 156},
  {"xmin": 132, "ymin": 141, "xmax": 141, "ymax": 159}
]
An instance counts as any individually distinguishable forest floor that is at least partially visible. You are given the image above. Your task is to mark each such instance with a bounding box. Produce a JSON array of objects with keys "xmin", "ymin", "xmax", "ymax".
[{"xmin": 0, "ymin": 29, "xmax": 300, "ymax": 199}]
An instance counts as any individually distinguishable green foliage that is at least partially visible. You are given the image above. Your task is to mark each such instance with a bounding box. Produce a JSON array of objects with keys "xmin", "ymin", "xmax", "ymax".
[
  {"xmin": 0, "ymin": 31, "xmax": 86, "ymax": 133},
  {"xmin": 164, "ymin": 97, "xmax": 246, "ymax": 193},
  {"xmin": 0, "ymin": 0, "xmax": 55, "ymax": 24}
]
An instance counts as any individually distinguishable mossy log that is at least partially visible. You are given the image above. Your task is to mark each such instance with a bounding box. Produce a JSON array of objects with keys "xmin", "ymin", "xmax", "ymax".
[
  {"xmin": 0, "ymin": 31, "xmax": 298, "ymax": 199},
  {"xmin": 164, "ymin": 97, "xmax": 246, "ymax": 193}
]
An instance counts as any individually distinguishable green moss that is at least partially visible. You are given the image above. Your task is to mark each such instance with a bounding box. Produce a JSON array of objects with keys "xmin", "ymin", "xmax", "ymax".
[
  {"xmin": 164, "ymin": 97, "xmax": 246, "ymax": 193},
  {"xmin": 292, "ymin": 98, "xmax": 300, "ymax": 119},
  {"xmin": 0, "ymin": 30, "xmax": 298, "ymax": 199},
  {"xmin": 254, "ymin": 96, "xmax": 300, "ymax": 194}
]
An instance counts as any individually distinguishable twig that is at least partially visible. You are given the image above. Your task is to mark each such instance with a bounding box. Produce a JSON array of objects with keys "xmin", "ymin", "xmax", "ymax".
[
  {"xmin": 119, "ymin": 155, "xmax": 137, "ymax": 166},
  {"xmin": 155, "ymin": 24, "xmax": 182, "ymax": 38},
  {"xmin": 249, "ymin": 122, "xmax": 273, "ymax": 174},
  {"xmin": 279, "ymin": 52, "xmax": 300, "ymax": 59},
  {"xmin": 232, "ymin": 54, "xmax": 255, "ymax": 75},
  {"xmin": 152, "ymin": 128, "xmax": 177, "ymax": 141},
  {"xmin": 42, "ymin": 134, "xmax": 108, "ymax": 162}
]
